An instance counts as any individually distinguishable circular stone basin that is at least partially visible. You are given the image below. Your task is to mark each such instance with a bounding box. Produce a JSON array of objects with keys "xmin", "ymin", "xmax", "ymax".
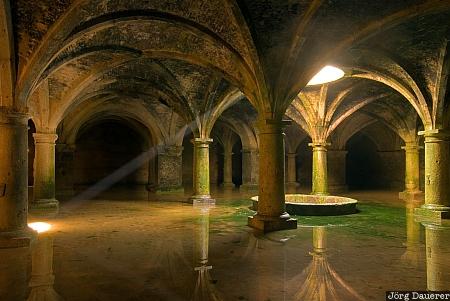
[{"xmin": 251, "ymin": 194, "xmax": 358, "ymax": 216}]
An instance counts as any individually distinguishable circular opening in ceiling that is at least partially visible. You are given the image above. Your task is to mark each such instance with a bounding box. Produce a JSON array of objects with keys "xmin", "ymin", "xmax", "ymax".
[{"xmin": 307, "ymin": 66, "xmax": 345, "ymax": 86}]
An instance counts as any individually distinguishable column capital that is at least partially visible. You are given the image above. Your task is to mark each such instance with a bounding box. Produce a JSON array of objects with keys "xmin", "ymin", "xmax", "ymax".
[
  {"xmin": 401, "ymin": 143, "xmax": 423, "ymax": 152},
  {"xmin": 192, "ymin": 138, "xmax": 213, "ymax": 146},
  {"xmin": 33, "ymin": 133, "xmax": 58, "ymax": 144},
  {"xmin": 286, "ymin": 152, "xmax": 297, "ymax": 158},
  {"xmin": 157, "ymin": 145, "xmax": 183, "ymax": 156},
  {"xmin": 308, "ymin": 141, "xmax": 330, "ymax": 150},
  {"xmin": 418, "ymin": 129, "xmax": 450, "ymax": 141},
  {"xmin": 0, "ymin": 108, "xmax": 28, "ymax": 126},
  {"xmin": 257, "ymin": 119, "xmax": 291, "ymax": 134}
]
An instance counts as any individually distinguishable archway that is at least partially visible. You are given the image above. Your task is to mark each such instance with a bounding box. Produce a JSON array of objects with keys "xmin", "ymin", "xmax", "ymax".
[
  {"xmin": 73, "ymin": 119, "xmax": 153, "ymax": 194},
  {"xmin": 346, "ymin": 133, "xmax": 382, "ymax": 190}
]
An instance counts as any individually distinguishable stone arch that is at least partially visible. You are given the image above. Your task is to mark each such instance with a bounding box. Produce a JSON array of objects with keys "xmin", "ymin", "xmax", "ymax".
[
  {"xmin": 57, "ymin": 99, "xmax": 166, "ymax": 147},
  {"xmin": 16, "ymin": 3, "xmax": 257, "ymax": 109}
]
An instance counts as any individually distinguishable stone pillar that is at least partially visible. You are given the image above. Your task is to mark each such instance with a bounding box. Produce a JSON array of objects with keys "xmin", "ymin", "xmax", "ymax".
[
  {"xmin": 241, "ymin": 148, "xmax": 258, "ymax": 191},
  {"xmin": 0, "ymin": 110, "xmax": 32, "ymax": 247},
  {"xmin": 423, "ymin": 223, "xmax": 450, "ymax": 291},
  {"xmin": 31, "ymin": 133, "xmax": 59, "ymax": 210},
  {"xmin": 55, "ymin": 143, "xmax": 75, "ymax": 200},
  {"xmin": 248, "ymin": 120, "xmax": 296, "ymax": 232},
  {"xmin": 327, "ymin": 150, "xmax": 348, "ymax": 193},
  {"xmin": 156, "ymin": 145, "xmax": 184, "ymax": 194},
  {"xmin": 399, "ymin": 142, "xmax": 423, "ymax": 200},
  {"xmin": 222, "ymin": 148, "xmax": 234, "ymax": 190},
  {"xmin": 416, "ymin": 130, "xmax": 450, "ymax": 219},
  {"xmin": 190, "ymin": 138, "xmax": 214, "ymax": 204},
  {"xmin": 309, "ymin": 142, "xmax": 328, "ymax": 195},
  {"xmin": 286, "ymin": 153, "xmax": 299, "ymax": 191}
]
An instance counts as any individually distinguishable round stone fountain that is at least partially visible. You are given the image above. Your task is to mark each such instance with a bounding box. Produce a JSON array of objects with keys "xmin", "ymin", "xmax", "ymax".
[{"xmin": 251, "ymin": 194, "xmax": 358, "ymax": 216}]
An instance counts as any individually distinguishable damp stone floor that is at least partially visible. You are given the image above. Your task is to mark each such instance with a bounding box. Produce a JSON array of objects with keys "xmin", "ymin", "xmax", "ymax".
[{"xmin": 1, "ymin": 190, "xmax": 449, "ymax": 301}]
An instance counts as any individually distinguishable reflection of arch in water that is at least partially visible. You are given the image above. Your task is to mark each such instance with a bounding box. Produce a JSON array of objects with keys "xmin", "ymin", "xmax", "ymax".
[{"xmin": 290, "ymin": 227, "xmax": 366, "ymax": 301}]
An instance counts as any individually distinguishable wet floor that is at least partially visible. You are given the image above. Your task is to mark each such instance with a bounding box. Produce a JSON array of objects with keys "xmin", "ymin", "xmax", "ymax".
[{"xmin": 1, "ymin": 193, "xmax": 449, "ymax": 301}]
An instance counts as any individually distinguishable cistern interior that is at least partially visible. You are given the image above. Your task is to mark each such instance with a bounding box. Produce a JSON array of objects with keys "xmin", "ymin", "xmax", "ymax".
[{"xmin": 1, "ymin": 0, "xmax": 450, "ymax": 300}]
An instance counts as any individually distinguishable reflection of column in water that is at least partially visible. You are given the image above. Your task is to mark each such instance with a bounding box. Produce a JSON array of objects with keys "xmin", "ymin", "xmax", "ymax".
[
  {"xmin": 424, "ymin": 223, "xmax": 450, "ymax": 291},
  {"xmin": 401, "ymin": 202, "xmax": 423, "ymax": 267},
  {"xmin": 0, "ymin": 246, "xmax": 29, "ymax": 301},
  {"xmin": 292, "ymin": 226, "xmax": 365, "ymax": 301},
  {"xmin": 192, "ymin": 206, "xmax": 222, "ymax": 301},
  {"xmin": 27, "ymin": 233, "xmax": 63, "ymax": 301}
]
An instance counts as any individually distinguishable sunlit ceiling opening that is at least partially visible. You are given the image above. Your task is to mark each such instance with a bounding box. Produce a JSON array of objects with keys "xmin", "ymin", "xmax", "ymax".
[{"xmin": 307, "ymin": 66, "xmax": 345, "ymax": 86}]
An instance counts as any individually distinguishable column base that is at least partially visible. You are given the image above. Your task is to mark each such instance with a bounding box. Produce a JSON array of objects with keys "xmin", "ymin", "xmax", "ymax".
[
  {"xmin": 240, "ymin": 183, "xmax": 259, "ymax": 192},
  {"xmin": 247, "ymin": 213, "xmax": 297, "ymax": 233},
  {"xmin": 30, "ymin": 199, "xmax": 59, "ymax": 210},
  {"xmin": 415, "ymin": 204, "xmax": 450, "ymax": 221},
  {"xmin": 156, "ymin": 186, "xmax": 185, "ymax": 195},
  {"xmin": 187, "ymin": 195, "xmax": 216, "ymax": 206},
  {"xmin": 222, "ymin": 183, "xmax": 235, "ymax": 190},
  {"xmin": 0, "ymin": 228, "xmax": 36, "ymax": 249},
  {"xmin": 311, "ymin": 192, "xmax": 329, "ymax": 196},
  {"xmin": 399, "ymin": 190, "xmax": 424, "ymax": 201}
]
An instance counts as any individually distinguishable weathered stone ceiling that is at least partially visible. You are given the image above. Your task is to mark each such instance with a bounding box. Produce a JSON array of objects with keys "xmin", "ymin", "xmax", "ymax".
[
  {"xmin": 358, "ymin": 10, "xmax": 450, "ymax": 105},
  {"xmin": 10, "ymin": 0, "xmax": 450, "ymax": 137}
]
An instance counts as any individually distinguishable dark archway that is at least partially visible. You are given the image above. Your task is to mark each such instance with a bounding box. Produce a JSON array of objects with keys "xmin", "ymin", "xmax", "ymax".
[
  {"xmin": 73, "ymin": 119, "xmax": 151, "ymax": 190},
  {"xmin": 346, "ymin": 133, "xmax": 383, "ymax": 190},
  {"xmin": 296, "ymin": 137, "xmax": 312, "ymax": 189},
  {"xmin": 232, "ymin": 140, "xmax": 243, "ymax": 186},
  {"xmin": 182, "ymin": 130, "xmax": 194, "ymax": 190}
]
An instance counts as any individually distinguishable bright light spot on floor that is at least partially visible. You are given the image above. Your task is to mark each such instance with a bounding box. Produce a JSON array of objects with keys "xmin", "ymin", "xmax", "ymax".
[
  {"xmin": 28, "ymin": 222, "xmax": 52, "ymax": 233},
  {"xmin": 307, "ymin": 66, "xmax": 345, "ymax": 86}
]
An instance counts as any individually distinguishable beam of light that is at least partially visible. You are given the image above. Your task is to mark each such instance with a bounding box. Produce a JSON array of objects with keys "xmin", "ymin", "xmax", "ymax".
[
  {"xmin": 64, "ymin": 119, "xmax": 198, "ymax": 210},
  {"xmin": 307, "ymin": 66, "xmax": 345, "ymax": 86},
  {"xmin": 28, "ymin": 222, "xmax": 52, "ymax": 233}
]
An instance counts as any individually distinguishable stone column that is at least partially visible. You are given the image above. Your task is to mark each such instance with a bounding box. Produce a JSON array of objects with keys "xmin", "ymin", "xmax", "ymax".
[
  {"xmin": 156, "ymin": 145, "xmax": 184, "ymax": 194},
  {"xmin": 0, "ymin": 110, "xmax": 32, "ymax": 247},
  {"xmin": 241, "ymin": 148, "xmax": 258, "ymax": 191},
  {"xmin": 190, "ymin": 138, "xmax": 214, "ymax": 204},
  {"xmin": 248, "ymin": 120, "xmax": 296, "ymax": 232},
  {"xmin": 222, "ymin": 148, "xmax": 234, "ymax": 190},
  {"xmin": 31, "ymin": 133, "xmax": 59, "ymax": 210},
  {"xmin": 286, "ymin": 153, "xmax": 299, "ymax": 191},
  {"xmin": 55, "ymin": 143, "xmax": 75, "ymax": 200},
  {"xmin": 416, "ymin": 130, "xmax": 450, "ymax": 219},
  {"xmin": 399, "ymin": 142, "xmax": 423, "ymax": 200},
  {"xmin": 309, "ymin": 142, "xmax": 329, "ymax": 195},
  {"xmin": 423, "ymin": 223, "xmax": 450, "ymax": 291},
  {"xmin": 327, "ymin": 150, "xmax": 348, "ymax": 193}
]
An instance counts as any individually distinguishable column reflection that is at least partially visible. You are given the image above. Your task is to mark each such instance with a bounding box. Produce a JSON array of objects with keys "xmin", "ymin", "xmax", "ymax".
[
  {"xmin": 292, "ymin": 226, "xmax": 365, "ymax": 301},
  {"xmin": 422, "ymin": 221, "xmax": 450, "ymax": 291},
  {"xmin": 27, "ymin": 223, "xmax": 63, "ymax": 301},
  {"xmin": 192, "ymin": 204, "xmax": 222, "ymax": 301},
  {"xmin": 401, "ymin": 200, "xmax": 423, "ymax": 267}
]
